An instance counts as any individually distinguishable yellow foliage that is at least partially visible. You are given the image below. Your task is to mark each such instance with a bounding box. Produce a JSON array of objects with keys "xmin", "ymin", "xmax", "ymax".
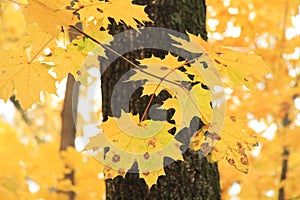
[
  {"xmin": 21, "ymin": 0, "xmax": 77, "ymax": 36},
  {"xmin": 0, "ymin": 1, "xmax": 26, "ymax": 49},
  {"xmin": 0, "ymin": 0, "xmax": 299, "ymax": 198},
  {"xmin": 74, "ymin": 0, "xmax": 151, "ymax": 28},
  {"xmin": 206, "ymin": 0, "xmax": 300, "ymax": 199}
]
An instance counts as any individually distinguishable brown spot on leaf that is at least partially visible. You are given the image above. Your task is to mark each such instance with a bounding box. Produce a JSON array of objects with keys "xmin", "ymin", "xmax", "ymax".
[
  {"xmin": 118, "ymin": 168, "xmax": 125, "ymax": 175},
  {"xmin": 192, "ymin": 140, "xmax": 200, "ymax": 147},
  {"xmin": 230, "ymin": 115, "xmax": 236, "ymax": 122},
  {"xmin": 104, "ymin": 166, "xmax": 111, "ymax": 171},
  {"xmin": 147, "ymin": 139, "xmax": 156, "ymax": 148},
  {"xmin": 157, "ymin": 151, "xmax": 163, "ymax": 156},
  {"xmin": 228, "ymin": 158, "xmax": 235, "ymax": 165},
  {"xmin": 237, "ymin": 142, "xmax": 243, "ymax": 149},
  {"xmin": 160, "ymin": 66, "xmax": 168, "ymax": 70},
  {"xmin": 144, "ymin": 152, "xmax": 150, "ymax": 160},
  {"xmin": 112, "ymin": 154, "xmax": 120, "ymax": 163},
  {"xmin": 142, "ymin": 170, "xmax": 149, "ymax": 176},
  {"xmin": 76, "ymin": 70, "xmax": 81, "ymax": 75},
  {"xmin": 213, "ymin": 147, "xmax": 219, "ymax": 152},
  {"xmin": 241, "ymin": 156, "xmax": 248, "ymax": 165},
  {"xmin": 92, "ymin": 146, "xmax": 99, "ymax": 152}
]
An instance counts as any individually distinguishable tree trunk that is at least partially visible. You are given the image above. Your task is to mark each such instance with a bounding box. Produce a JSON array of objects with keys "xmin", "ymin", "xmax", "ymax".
[
  {"xmin": 59, "ymin": 73, "xmax": 80, "ymax": 200},
  {"xmin": 101, "ymin": 0, "xmax": 221, "ymax": 199}
]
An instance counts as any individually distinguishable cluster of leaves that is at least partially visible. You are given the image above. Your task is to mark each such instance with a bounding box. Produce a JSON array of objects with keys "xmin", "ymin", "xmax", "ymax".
[
  {"xmin": 0, "ymin": 0, "xmax": 149, "ymax": 109},
  {"xmin": 206, "ymin": 0, "xmax": 300, "ymax": 199},
  {"xmin": 0, "ymin": 95, "xmax": 105, "ymax": 199},
  {"xmin": 0, "ymin": 0, "xmax": 272, "ymax": 198}
]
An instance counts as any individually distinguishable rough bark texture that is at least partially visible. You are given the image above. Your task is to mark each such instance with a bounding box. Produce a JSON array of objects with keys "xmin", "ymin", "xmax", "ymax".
[
  {"xmin": 59, "ymin": 73, "xmax": 80, "ymax": 200},
  {"xmin": 101, "ymin": 0, "xmax": 221, "ymax": 199}
]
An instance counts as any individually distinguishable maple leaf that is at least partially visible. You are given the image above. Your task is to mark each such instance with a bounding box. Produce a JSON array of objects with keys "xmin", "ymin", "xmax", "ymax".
[
  {"xmin": 206, "ymin": 116, "xmax": 258, "ymax": 173},
  {"xmin": 85, "ymin": 111, "xmax": 183, "ymax": 177},
  {"xmin": 47, "ymin": 44, "xmax": 86, "ymax": 81},
  {"xmin": 131, "ymin": 55, "xmax": 209, "ymax": 133},
  {"xmin": 0, "ymin": 25, "xmax": 56, "ymax": 109},
  {"xmin": 136, "ymin": 53, "xmax": 187, "ymax": 96},
  {"xmin": 133, "ymin": 53, "xmax": 225, "ymax": 145},
  {"xmin": 74, "ymin": 0, "xmax": 152, "ymax": 28},
  {"xmin": 21, "ymin": 0, "xmax": 77, "ymax": 36},
  {"xmin": 171, "ymin": 33, "xmax": 271, "ymax": 89}
]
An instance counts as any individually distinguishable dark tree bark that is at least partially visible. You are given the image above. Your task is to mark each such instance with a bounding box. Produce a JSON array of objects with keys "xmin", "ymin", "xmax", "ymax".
[{"xmin": 101, "ymin": 0, "xmax": 221, "ymax": 199}]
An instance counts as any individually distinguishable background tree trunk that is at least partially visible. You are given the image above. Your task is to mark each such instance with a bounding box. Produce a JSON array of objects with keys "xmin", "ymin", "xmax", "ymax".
[
  {"xmin": 101, "ymin": 0, "xmax": 221, "ymax": 199},
  {"xmin": 59, "ymin": 73, "xmax": 80, "ymax": 200}
]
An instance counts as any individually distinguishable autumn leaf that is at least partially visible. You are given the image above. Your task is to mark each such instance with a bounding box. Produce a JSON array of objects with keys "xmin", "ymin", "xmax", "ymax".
[
  {"xmin": 136, "ymin": 53, "xmax": 186, "ymax": 95},
  {"xmin": 21, "ymin": 0, "xmax": 77, "ymax": 36},
  {"xmin": 207, "ymin": 116, "xmax": 258, "ymax": 173},
  {"xmin": 85, "ymin": 111, "xmax": 183, "ymax": 179},
  {"xmin": 132, "ymin": 54, "xmax": 212, "ymax": 128},
  {"xmin": 74, "ymin": 0, "xmax": 152, "ymax": 28},
  {"xmin": 171, "ymin": 33, "xmax": 271, "ymax": 89},
  {"xmin": 48, "ymin": 44, "xmax": 86, "ymax": 81},
  {"xmin": 0, "ymin": 25, "xmax": 56, "ymax": 109}
]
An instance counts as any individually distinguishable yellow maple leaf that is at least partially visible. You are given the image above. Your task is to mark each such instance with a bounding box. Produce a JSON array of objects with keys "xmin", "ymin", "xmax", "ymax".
[
  {"xmin": 171, "ymin": 33, "xmax": 271, "ymax": 89},
  {"xmin": 85, "ymin": 111, "xmax": 182, "ymax": 179},
  {"xmin": 21, "ymin": 0, "xmax": 77, "ymax": 36},
  {"xmin": 101, "ymin": 0, "xmax": 151, "ymax": 27},
  {"xmin": 207, "ymin": 116, "xmax": 258, "ymax": 173},
  {"xmin": 138, "ymin": 53, "xmax": 186, "ymax": 70},
  {"xmin": 133, "ymin": 53, "xmax": 223, "ymax": 133},
  {"xmin": 137, "ymin": 53, "xmax": 186, "ymax": 97},
  {"xmin": 74, "ymin": 0, "xmax": 152, "ymax": 28},
  {"xmin": 0, "ymin": 25, "xmax": 56, "ymax": 109},
  {"xmin": 49, "ymin": 45, "xmax": 86, "ymax": 80}
]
